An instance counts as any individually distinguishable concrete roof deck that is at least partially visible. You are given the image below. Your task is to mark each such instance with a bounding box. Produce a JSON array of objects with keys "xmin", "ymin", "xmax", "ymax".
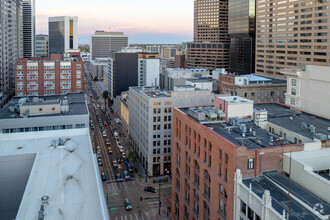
[
  {"xmin": 243, "ymin": 171, "xmax": 330, "ymax": 219},
  {"xmin": 0, "ymin": 93, "xmax": 88, "ymax": 120},
  {"xmin": 130, "ymin": 87, "xmax": 171, "ymax": 98},
  {"xmin": 255, "ymin": 103, "xmax": 330, "ymax": 140},
  {"xmin": 0, "ymin": 129, "xmax": 108, "ymax": 220}
]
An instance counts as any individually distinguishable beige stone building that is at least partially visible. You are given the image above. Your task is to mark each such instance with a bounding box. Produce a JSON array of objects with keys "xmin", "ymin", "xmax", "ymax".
[
  {"xmin": 255, "ymin": 0, "xmax": 330, "ymax": 78},
  {"xmin": 281, "ymin": 65, "xmax": 330, "ymax": 119},
  {"xmin": 186, "ymin": 0, "xmax": 230, "ymax": 69}
]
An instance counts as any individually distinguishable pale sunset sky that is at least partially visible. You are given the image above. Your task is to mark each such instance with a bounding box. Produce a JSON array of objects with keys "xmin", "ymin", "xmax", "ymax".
[{"xmin": 36, "ymin": 0, "xmax": 194, "ymax": 44}]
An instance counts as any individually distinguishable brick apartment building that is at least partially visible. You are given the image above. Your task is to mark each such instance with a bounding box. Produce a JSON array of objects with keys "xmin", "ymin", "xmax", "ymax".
[
  {"xmin": 219, "ymin": 72, "xmax": 287, "ymax": 103},
  {"xmin": 171, "ymin": 96, "xmax": 330, "ymax": 220},
  {"xmin": 15, "ymin": 51, "xmax": 83, "ymax": 96}
]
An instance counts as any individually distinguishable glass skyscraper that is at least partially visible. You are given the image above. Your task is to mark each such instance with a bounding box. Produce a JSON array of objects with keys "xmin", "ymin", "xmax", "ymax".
[{"xmin": 228, "ymin": 0, "xmax": 256, "ymax": 74}]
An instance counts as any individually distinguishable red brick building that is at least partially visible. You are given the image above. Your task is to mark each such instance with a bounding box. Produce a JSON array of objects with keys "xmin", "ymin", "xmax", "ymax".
[
  {"xmin": 15, "ymin": 52, "xmax": 83, "ymax": 96},
  {"xmin": 171, "ymin": 96, "xmax": 329, "ymax": 220}
]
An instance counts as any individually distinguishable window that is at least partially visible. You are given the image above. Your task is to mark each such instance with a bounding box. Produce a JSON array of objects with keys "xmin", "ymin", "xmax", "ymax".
[
  {"xmin": 291, "ymin": 88, "xmax": 296, "ymax": 96},
  {"xmin": 225, "ymin": 154, "xmax": 228, "ymax": 164},
  {"xmin": 291, "ymin": 98, "xmax": 296, "ymax": 105},
  {"xmin": 248, "ymin": 158, "xmax": 254, "ymax": 169},
  {"xmin": 291, "ymin": 79, "xmax": 296, "ymax": 86}
]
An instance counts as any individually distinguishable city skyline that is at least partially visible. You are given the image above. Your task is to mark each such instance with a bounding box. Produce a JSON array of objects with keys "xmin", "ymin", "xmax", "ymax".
[{"xmin": 35, "ymin": 0, "xmax": 194, "ymax": 44}]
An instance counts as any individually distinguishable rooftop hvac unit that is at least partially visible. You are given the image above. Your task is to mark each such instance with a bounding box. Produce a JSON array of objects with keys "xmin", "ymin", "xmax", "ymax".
[
  {"xmin": 188, "ymin": 108, "xmax": 205, "ymax": 121},
  {"xmin": 309, "ymin": 125, "xmax": 316, "ymax": 134}
]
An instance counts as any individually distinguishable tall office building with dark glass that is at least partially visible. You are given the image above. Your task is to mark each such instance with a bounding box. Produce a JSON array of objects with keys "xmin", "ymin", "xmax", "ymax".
[
  {"xmin": 48, "ymin": 16, "xmax": 78, "ymax": 54},
  {"xmin": 22, "ymin": 0, "xmax": 35, "ymax": 58},
  {"xmin": 186, "ymin": 0, "xmax": 230, "ymax": 70},
  {"xmin": 228, "ymin": 0, "xmax": 256, "ymax": 74}
]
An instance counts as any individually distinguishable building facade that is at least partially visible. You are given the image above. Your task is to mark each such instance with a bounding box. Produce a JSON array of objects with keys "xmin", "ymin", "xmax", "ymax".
[
  {"xmin": 90, "ymin": 31, "xmax": 128, "ymax": 60},
  {"xmin": 160, "ymin": 68, "xmax": 211, "ymax": 91},
  {"xmin": 48, "ymin": 16, "xmax": 78, "ymax": 54},
  {"xmin": 22, "ymin": 0, "xmax": 35, "ymax": 58},
  {"xmin": 129, "ymin": 87, "xmax": 214, "ymax": 176},
  {"xmin": 0, "ymin": 0, "xmax": 23, "ymax": 97},
  {"xmin": 219, "ymin": 72, "xmax": 287, "ymax": 103},
  {"xmin": 228, "ymin": 0, "xmax": 255, "ymax": 74},
  {"xmin": 187, "ymin": 0, "xmax": 230, "ymax": 70},
  {"xmin": 15, "ymin": 52, "xmax": 83, "ymax": 96},
  {"xmin": 171, "ymin": 96, "xmax": 329, "ymax": 220},
  {"xmin": 35, "ymin": 34, "xmax": 48, "ymax": 57},
  {"xmin": 255, "ymin": 0, "xmax": 330, "ymax": 78},
  {"xmin": 282, "ymin": 65, "xmax": 330, "ymax": 119},
  {"xmin": 109, "ymin": 49, "xmax": 160, "ymax": 100}
]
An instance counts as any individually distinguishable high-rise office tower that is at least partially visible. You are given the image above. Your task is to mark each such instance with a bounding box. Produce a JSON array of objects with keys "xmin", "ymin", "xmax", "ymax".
[
  {"xmin": 228, "ymin": 0, "xmax": 255, "ymax": 74},
  {"xmin": 22, "ymin": 0, "xmax": 35, "ymax": 58},
  {"xmin": 186, "ymin": 0, "xmax": 230, "ymax": 70},
  {"xmin": 255, "ymin": 0, "xmax": 330, "ymax": 78},
  {"xmin": 35, "ymin": 34, "xmax": 48, "ymax": 57},
  {"xmin": 48, "ymin": 16, "xmax": 78, "ymax": 54},
  {"xmin": 0, "ymin": 0, "xmax": 23, "ymax": 96},
  {"xmin": 90, "ymin": 31, "xmax": 128, "ymax": 60}
]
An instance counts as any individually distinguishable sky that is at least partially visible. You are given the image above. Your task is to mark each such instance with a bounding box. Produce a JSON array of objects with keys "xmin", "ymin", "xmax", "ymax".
[{"xmin": 36, "ymin": 0, "xmax": 194, "ymax": 44}]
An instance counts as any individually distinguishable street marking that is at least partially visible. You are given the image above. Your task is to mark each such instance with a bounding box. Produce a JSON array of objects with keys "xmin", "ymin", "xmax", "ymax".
[
  {"xmin": 124, "ymin": 216, "xmax": 128, "ymax": 220},
  {"xmin": 145, "ymin": 212, "xmax": 150, "ymax": 220},
  {"xmin": 115, "ymin": 217, "xmax": 118, "ymax": 220},
  {"xmin": 121, "ymin": 216, "xmax": 124, "ymax": 220},
  {"xmin": 123, "ymin": 181, "xmax": 127, "ymax": 190},
  {"xmin": 148, "ymin": 201, "xmax": 159, "ymax": 205},
  {"xmin": 129, "ymin": 214, "xmax": 134, "ymax": 220},
  {"xmin": 134, "ymin": 213, "xmax": 139, "ymax": 220}
]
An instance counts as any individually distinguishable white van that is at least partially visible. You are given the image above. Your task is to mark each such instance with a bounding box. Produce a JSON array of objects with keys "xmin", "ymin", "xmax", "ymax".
[{"xmin": 114, "ymin": 132, "xmax": 119, "ymax": 139}]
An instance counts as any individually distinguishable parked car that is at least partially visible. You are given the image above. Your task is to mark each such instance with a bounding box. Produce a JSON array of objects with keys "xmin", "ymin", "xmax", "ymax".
[
  {"xmin": 96, "ymin": 146, "xmax": 101, "ymax": 153},
  {"xmin": 101, "ymin": 173, "xmax": 106, "ymax": 181},
  {"xmin": 144, "ymin": 186, "xmax": 156, "ymax": 193},
  {"xmin": 112, "ymin": 160, "xmax": 118, "ymax": 168},
  {"xmin": 124, "ymin": 198, "xmax": 132, "ymax": 211},
  {"xmin": 116, "ymin": 173, "xmax": 123, "ymax": 182},
  {"xmin": 124, "ymin": 171, "xmax": 130, "ymax": 180},
  {"xmin": 122, "ymin": 152, "xmax": 127, "ymax": 159},
  {"xmin": 98, "ymin": 158, "xmax": 102, "ymax": 166},
  {"xmin": 119, "ymin": 146, "xmax": 125, "ymax": 153},
  {"xmin": 97, "ymin": 152, "xmax": 101, "ymax": 158},
  {"xmin": 102, "ymin": 131, "xmax": 107, "ymax": 137},
  {"xmin": 114, "ymin": 132, "xmax": 119, "ymax": 139},
  {"xmin": 108, "ymin": 147, "xmax": 113, "ymax": 154},
  {"xmin": 128, "ymin": 165, "xmax": 135, "ymax": 173}
]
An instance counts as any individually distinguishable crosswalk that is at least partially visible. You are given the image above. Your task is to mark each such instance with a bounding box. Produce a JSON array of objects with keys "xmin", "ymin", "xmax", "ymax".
[
  {"xmin": 106, "ymin": 180, "xmax": 138, "ymax": 192},
  {"xmin": 147, "ymin": 200, "xmax": 160, "ymax": 211},
  {"xmin": 111, "ymin": 212, "xmax": 152, "ymax": 220}
]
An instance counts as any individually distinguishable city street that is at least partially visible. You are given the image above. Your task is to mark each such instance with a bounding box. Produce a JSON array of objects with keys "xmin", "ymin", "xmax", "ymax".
[{"xmin": 84, "ymin": 63, "xmax": 172, "ymax": 219}]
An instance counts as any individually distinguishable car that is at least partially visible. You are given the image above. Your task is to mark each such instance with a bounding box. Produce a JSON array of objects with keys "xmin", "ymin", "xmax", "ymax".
[
  {"xmin": 97, "ymin": 152, "xmax": 101, "ymax": 158},
  {"xmin": 106, "ymin": 139, "xmax": 110, "ymax": 145},
  {"xmin": 122, "ymin": 152, "xmax": 127, "ymax": 159},
  {"xmin": 108, "ymin": 147, "xmax": 113, "ymax": 154},
  {"xmin": 112, "ymin": 160, "xmax": 118, "ymax": 168},
  {"xmin": 98, "ymin": 158, "xmax": 102, "ymax": 166},
  {"xmin": 119, "ymin": 146, "xmax": 125, "ymax": 153},
  {"xmin": 96, "ymin": 146, "xmax": 101, "ymax": 153},
  {"xmin": 102, "ymin": 131, "xmax": 107, "ymax": 137},
  {"xmin": 116, "ymin": 140, "xmax": 121, "ymax": 146},
  {"xmin": 103, "ymin": 121, "xmax": 107, "ymax": 126},
  {"xmin": 144, "ymin": 186, "xmax": 156, "ymax": 193},
  {"xmin": 124, "ymin": 171, "xmax": 130, "ymax": 180},
  {"xmin": 101, "ymin": 127, "xmax": 105, "ymax": 132},
  {"xmin": 101, "ymin": 173, "xmax": 106, "ymax": 181},
  {"xmin": 116, "ymin": 173, "xmax": 123, "ymax": 182},
  {"xmin": 114, "ymin": 132, "xmax": 119, "ymax": 139},
  {"xmin": 117, "ymin": 156, "xmax": 123, "ymax": 163},
  {"xmin": 124, "ymin": 198, "xmax": 132, "ymax": 211},
  {"xmin": 90, "ymin": 124, "xmax": 94, "ymax": 129},
  {"xmin": 97, "ymin": 104, "xmax": 100, "ymax": 108},
  {"xmin": 128, "ymin": 165, "xmax": 135, "ymax": 173}
]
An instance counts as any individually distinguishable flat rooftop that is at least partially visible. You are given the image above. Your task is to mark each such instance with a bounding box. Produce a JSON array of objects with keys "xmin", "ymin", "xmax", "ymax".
[
  {"xmin": 179, "ymin": 107, "xmax": 287, "ymax": 149},
  {"xmin": 243, "ymin": 171, "xmax": 330, "ymax": 219},
  {"xmin": 186, "ymin": 78, "xmax": 212, "ymax": 83},
  {"xmin": 130, "ymin": 87, "xmax": 172, "ymax": 98},
  {"xmin": 0, "ymin": 129, "xmax": 108, "ymax": 220},
  {"xmin": 255, "ymin": 103, "xmax": 330, "ymax": 140},
  {"xmin": 0, "ymin": 93, "xmax": 88, "ymax": 120},
  {"xmin": 179, "ymin": 102, "xmax": 330, "ymax": 149}
]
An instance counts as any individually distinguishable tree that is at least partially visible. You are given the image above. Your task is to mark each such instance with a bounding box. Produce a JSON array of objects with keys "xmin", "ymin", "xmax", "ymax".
[
  {"xmin": 102, "ymin": 90, "xmax": 109, "ymax": 107},
  {"xmin": 128, "ymin": 151, "xmax": 140, "ymax": 163},
  {"xmin": 93, "ymin": 76, "xmax": 98, "ymax": 81}
]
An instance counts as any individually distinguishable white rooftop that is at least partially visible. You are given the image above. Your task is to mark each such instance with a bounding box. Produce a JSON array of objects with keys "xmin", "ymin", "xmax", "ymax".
[
  {"xmin": 217, "ymin": 96, "xmax": 253, "ymax": 104},
  {"xmin": 0, "ymin": 129, "xmax": 108, "ymax": 220}
]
